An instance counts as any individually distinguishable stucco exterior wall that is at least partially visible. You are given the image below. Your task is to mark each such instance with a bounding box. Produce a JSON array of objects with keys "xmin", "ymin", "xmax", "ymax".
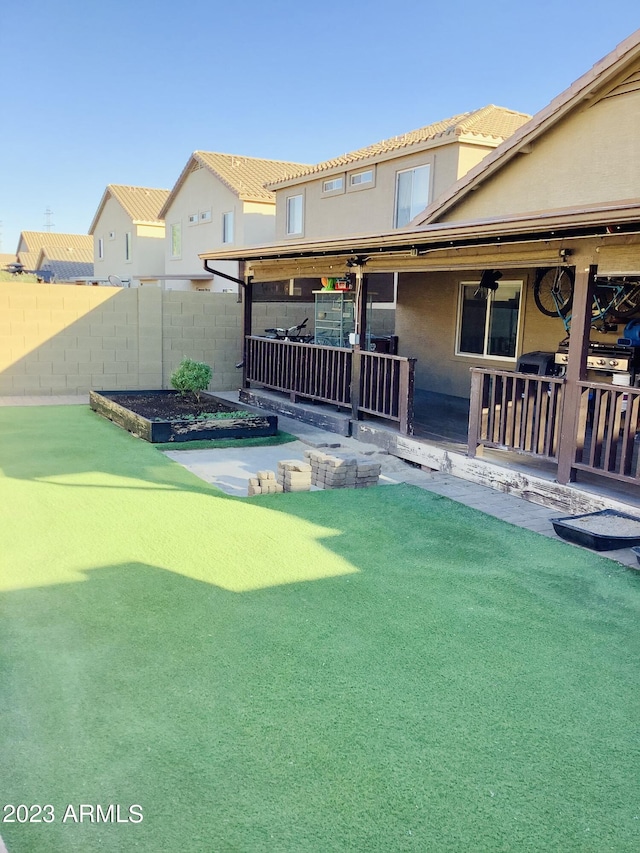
[
  {"xmin": 92, "ymin": 198, "xmax": 165, "ymax": 285},
  {"xmin": 92, "ymin": 197, "xmax": 135, "ymax": 283},
  {"xmin": 273, "ymin": 141, "xmax": 496, "ymax": 242},
  {"xmin": 446, "ymin": 89, "xmax": 640, "ymax": 222},
  {"xmin": 162, "ymin": 169, "xmax": 278, "ymax": 292},
  {"xmin": 394, "ymin": 268, "xmax": 620, "ymax": 400}
]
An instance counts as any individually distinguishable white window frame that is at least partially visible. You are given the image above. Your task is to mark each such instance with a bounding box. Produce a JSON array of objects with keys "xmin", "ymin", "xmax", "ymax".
[
  {"xmin": 455, "ymin": 279, "xmax": 523, "ymax": 361},
  {"xmin": 199, "ymin": 210, "xmax": 212, "ymax": 223},
  {"xmin": 97, "ymin": 238, "xmax": 104, "ymax": 260},
  {"xmin": 222, "ymin": 211, "xmax": 234, "ymax": 244},
  {"xmin": 108, "ymin": 231, "xmax": 116, "ymax": 241},
  {"xmin": 322, "ymin": 176, "xmax": 344, "ymax": 194},
  {"xmin": 286, "ymin": 194, "xmax": 304, "ymax": 236},
  {"xmin": 187, "ymin": 213, "xmax": 199, "ymax": 226},
  {"xmin": 124, "ymin": 231, "xmax": 132, "ymax": 262},
  {"xmin": 394, "ymin": 164, "xmax": 431, "ymax": 228},
  {"xmin": 170, "ymin": 223, "xmax": 181, "ymax": 259},
  {"xmin": 349, "ymin": 169, "xmax": 373, "ymax": 188}
]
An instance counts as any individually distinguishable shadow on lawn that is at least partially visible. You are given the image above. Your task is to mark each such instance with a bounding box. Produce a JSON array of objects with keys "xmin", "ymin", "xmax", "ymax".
[{"xmin": 2, "ymin": 545, "xmax": 640, "ymax": 853}]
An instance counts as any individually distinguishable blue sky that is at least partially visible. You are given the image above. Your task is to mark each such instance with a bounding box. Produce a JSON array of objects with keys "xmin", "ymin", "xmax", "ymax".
[{"xmin": 0, "ymin": 0, "xmax": 638, "ymax": 253}]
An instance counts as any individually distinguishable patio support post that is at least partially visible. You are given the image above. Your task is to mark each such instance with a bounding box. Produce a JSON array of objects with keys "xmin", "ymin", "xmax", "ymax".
[
  {"xmin": 350, "ymin": 265, "xmax": 368, "ymax": 422},
  {"xmin": 242, "ymin": 272, "xmax": 253, "ymax": 389},
  {"xmin": 556, "ymin": 263, "xmax": 596, "ymax": 484}
]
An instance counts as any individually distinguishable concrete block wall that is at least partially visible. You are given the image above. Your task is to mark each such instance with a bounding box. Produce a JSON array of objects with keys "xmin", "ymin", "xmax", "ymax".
[
  {"xmin": 250, "ymin": 302, "xmax": 315, "ymax": 336},
  {"xmin": 161, "ymin": 291, "xmax": 243, "ymax": 391},
  {"xmin": 0, "ymin": 282, "xmax": 140, "ymax": 395},
  {"xmin": 0, "ymin": 282, "xmax": 244, "ymax": 396}
]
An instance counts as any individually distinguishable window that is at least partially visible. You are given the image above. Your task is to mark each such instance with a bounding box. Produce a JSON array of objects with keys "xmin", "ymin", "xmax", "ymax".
[
  {"xmin": 457, "ymin": 280, "xmax": 522, "ymax": 359},
  {"xmin": 286, "ymin": 194, "xmax": 303, "ymax": 235},
  {"xmin": 97, "ymin": 238, "xmax": 104, "ymax": 260},
  {"xmin": 124, "ymin": 231, "xmax": 132, "ymax": 261},
  {"xmin": 108, "ymin": 230, "xmax": 116, "ymax": 240},
  {"xmin": 322, "ymin": 177, "xmax": 344, "ymax": 193},
  {"xmin": 170, "ymin": 223, "xmax": 181, "ymax": 258},
  {"xmin": 199, "ymin": 210, "xmax": 212, "ymax": 222},
  {"xmin": 188, "ymin": 213, "xmax": 198, "ymax": 225},
  {"xmin": 394, "ymin": 164, "xmax": 430, "ymax": 227},
  {"xmin": 350, "ymin": 169, "xmax": 373, "ymax": 187},
  {"xmin": 222, "ymin": 211, "xmax": 234, "ymax": 244}
]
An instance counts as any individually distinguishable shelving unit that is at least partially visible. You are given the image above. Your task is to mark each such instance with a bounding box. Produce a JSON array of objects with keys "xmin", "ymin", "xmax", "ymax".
[{"xmin": 313, "ymin": 291, "xmax": 356, "ymax": 348}]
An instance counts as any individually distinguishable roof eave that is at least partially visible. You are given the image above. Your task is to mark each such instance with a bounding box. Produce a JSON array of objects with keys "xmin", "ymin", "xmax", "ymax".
[{"xmin": 199, "ymin": 199, "xmax": 640, "ymax": 264}]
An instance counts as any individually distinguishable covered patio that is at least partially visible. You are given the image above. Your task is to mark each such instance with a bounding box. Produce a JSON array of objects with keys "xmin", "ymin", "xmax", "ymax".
[{"xmin": 201, "ymin": 200, "xmax": 640, "ymax": 515}]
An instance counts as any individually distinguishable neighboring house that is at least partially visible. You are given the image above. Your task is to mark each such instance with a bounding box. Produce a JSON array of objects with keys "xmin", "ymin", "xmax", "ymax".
[
  {"xmin": 0, "ymin": 253, "xmax": 18, "ymax": 271},
  {"xmin": 89, "ymin": 185, "xmax": 169, "ymax": 286},
  {"xmin": 202, "ymin": 28, "xmax": 640, "ymax": 498},
  {"xmin": 16, "ymin": 231, "xmax": 93, "ymax": 275},
  {"xmin": 266, "ymin": 105, "xmax": 531, "ymax": 244},
  {"xmin": 157, "ymin": 151, "xmax": 308, "ymax": 292},
  {"xmin": 34, "ymin": 243, "xmax": 94, "ymax": 282}
]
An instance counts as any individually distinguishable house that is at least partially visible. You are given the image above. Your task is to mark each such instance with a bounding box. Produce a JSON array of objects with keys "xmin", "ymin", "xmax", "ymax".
[
  {"xmin": 201, "ymin": 28, "xmax": 640, "ymax": 506},
  {"xmin": 0, "ymin": 253, "xmax": 18, "ymax": 271},
  {"xmin": 89, "ymin": 185, "xmax": 169, "ymax": 286},
  {"xmin": 260, "ymin": 106, "xmax": 530, "ymax": 315},
  {"xmin": 34, "ymin": 242, "xmax": 94, "ymax": 282},
  {"xmin": 266, "ymin": 105, "xmax": 531, "ymax": 243},
  {"xmin": 16, "ymin": 231, "xmax": 93, "ymax": 275},
  {"xmin": 155, "ymin": 151, "xmax": 308, "ymax": 292}
]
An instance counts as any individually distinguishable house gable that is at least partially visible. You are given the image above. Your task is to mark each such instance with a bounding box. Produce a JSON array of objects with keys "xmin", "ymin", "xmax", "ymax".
[
  {"xmin": 437, "ymin": 83, "xmax": 640, "ymax": 224},
  {"xmin": 414, "ymin": 29, "xmax": 640, "ymax": 227}
]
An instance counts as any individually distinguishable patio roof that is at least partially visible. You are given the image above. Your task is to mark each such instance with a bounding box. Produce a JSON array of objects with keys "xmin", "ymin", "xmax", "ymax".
[{"xmin": 200, "ymin": 198, "xmax": 640, "ymax": 274}]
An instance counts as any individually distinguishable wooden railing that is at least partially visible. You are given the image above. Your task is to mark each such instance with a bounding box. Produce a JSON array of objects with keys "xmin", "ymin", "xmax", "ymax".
[
  {"xmin": 246, "ymin": 336, "xmax": 351, "ymax": 406},
  {"xmin": 573, "ymin": 381, "xmax": 640, "ymax": 483},
  {"xmin": 358, "ymin": 350, "xmax": 416, "ymax": 433},
  {"xmin": 244, "ymin": 336, "xmax": 415, "ymax": 434},
  {"xmin": 468, "ymin": 368, "xmax": 565, "ymax": 459},
  {"xmin": 469, "ymin": 368, "xmax": 640, "ymax": 485}
]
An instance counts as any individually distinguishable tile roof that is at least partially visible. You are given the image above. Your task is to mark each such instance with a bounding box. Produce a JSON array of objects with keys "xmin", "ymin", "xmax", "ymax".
[
  {"xmin": 36, "ymin": 244, "xmax": 94, "ymax": 265},
  {"xmin": 0, "ymin": 253, "xmax": 17, "ymax": 268},
  {"xmin": 16, "ymin": 251, "xmax": 40, "ymax": 270},
  {"xmin": 266, "ymin": 105, "xmax": 531, "ymax": 187},
  {"xmin": 18, "ymin": 231, "xmax": 93, "ymax": 254},
  {"xmin": 105, "ymin": 185, "xmax": 170, "ymax": 223},
  {"xmin": 159, "ymin": 151, "xmax": 310, "ymax": 217}
]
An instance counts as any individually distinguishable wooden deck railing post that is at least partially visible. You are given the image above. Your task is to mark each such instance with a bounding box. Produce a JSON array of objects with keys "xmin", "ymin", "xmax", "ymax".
[
  {"xmin": 241, "ymin": 277, "xmax": 253, "ymax": 389},
  {"xmin": 351, "ymin": 347, "xmax": 362, "ymax": 421},
  {"xmin": 398, "ymin": 358, "xmax": 416, "ymax": 435},
  {"xmin": 467, "ymin": 368, "xmax": 483, "ymax": 458},
  {"xmin": 557, "ymin": 264, "xmax": 596, "ymax": 484}
]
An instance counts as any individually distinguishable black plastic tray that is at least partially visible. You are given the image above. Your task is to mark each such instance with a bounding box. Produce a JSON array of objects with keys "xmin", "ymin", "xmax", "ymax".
[{"xmin": 550, "ymin": 509, "xmax": 640, "ymax": 551}]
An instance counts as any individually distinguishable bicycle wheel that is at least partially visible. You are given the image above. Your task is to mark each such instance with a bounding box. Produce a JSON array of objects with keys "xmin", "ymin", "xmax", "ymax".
[
  {"xmin": 533, "ymin": 268, "xmax": 574, "ymax": 317},
  {"xmin": 612, "ymin": 283, "xmax": 640, "ymax": 318}
]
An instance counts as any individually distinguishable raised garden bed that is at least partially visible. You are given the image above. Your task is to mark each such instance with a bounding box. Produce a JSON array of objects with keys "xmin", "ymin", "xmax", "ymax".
[
  {"xmin": 550, "ymin": 509, "xmax": 640, "ymax": 551},
  {"xmin": 90, "ymin": 390, "xmax": 278, "ymax": 443}
]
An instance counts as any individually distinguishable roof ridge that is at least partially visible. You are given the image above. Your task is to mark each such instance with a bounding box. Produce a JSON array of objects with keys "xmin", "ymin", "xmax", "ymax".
[{"xmin": 267, "ymin": 105, "xmax": 531, "ymax": 186}]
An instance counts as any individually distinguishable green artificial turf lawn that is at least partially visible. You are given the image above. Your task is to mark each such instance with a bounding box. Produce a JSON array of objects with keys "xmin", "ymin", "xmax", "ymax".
[
  {"xmin": 153, "ymin": 430, "xmax": 297, "ymax": 451},
  {"xmin": 1, "ymin": 405, "xmax": 639, "ymax": 852}
]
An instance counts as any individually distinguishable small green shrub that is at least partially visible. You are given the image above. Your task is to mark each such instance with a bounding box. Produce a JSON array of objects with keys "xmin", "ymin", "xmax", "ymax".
[{"xmin": 170, "ymin": 358, "xmax": 212, "ymax": 402}]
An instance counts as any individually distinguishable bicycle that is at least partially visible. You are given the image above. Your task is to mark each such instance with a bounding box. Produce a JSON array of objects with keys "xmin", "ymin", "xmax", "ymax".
[{"xmin": 533, "ymin": 267, "xmax": 640, "ymax": 332}]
